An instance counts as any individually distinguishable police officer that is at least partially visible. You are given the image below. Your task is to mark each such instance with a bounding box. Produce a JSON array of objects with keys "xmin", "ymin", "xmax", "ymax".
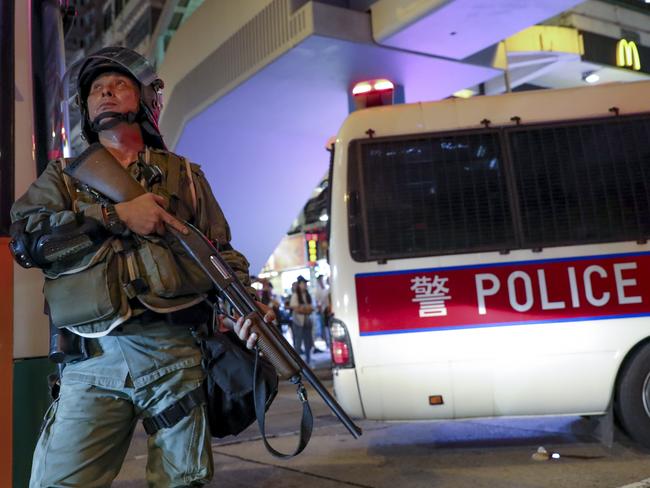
[{"xmin": 10, "ymin": 47, "xmax": 272, "ymax": 487}]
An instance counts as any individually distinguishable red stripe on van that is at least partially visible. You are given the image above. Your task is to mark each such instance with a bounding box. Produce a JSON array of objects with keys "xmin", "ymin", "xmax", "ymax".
[{"xmin": 356, "ymin": 252, "xmax": 650, "ymax": 335}]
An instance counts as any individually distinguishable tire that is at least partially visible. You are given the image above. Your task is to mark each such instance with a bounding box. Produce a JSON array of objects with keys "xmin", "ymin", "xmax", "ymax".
[{"xmin": 616, "ymin": 343, "xmax": 650, "ymax": 448}]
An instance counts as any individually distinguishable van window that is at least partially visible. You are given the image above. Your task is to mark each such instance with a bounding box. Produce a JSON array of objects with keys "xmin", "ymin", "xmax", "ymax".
[
  {"xmin": 348, "ymin": 114, "xmax": 650, "ymax": 262},
  {"xmin": 348, "ymin": 131, "xmax": 515, "ymax": 261},
  {"xmin": 508, "ymin": 116, "xmax": 650, "ymax": 248}
]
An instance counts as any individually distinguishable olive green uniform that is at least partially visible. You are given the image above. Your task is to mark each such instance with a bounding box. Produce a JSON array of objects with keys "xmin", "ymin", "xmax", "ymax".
[{"xmin": 11, "ymin": 148, "xmax": 251, "ymax": 487}]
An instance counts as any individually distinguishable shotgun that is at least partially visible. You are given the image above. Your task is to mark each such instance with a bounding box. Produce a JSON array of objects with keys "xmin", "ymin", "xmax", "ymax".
[{"xmin": 64, "ymin": 143, "xmax": 362, "ymax": 440}]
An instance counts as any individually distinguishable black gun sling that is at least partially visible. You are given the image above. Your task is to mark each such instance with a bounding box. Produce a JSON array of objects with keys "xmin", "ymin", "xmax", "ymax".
[{"xmin": 252, "ymin": 346, "xmax": 313, "ymax": 458}]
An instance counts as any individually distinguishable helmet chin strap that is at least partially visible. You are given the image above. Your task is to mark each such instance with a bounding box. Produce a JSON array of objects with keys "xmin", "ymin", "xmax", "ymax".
[{"xmin": 90, "ymin": 111, "xmax": 138, "ymax": 133}]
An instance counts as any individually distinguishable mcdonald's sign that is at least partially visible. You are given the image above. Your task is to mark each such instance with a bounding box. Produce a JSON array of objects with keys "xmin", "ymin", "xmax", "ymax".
[{"xmin": 616, "ymin": 39, "xmax": 641, "ymax": 71}]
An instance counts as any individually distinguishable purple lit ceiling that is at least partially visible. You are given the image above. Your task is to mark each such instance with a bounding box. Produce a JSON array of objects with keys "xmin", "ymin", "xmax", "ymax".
[{"xmin": 174, "ymin": 34, "xmax": 498, "ymax": 273}]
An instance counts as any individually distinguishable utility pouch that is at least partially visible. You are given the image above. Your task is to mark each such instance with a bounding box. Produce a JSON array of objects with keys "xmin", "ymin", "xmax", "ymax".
[
  {"xmin": 136, "ymin": 236, "xmax": 212, "ymax": 298},
  {"xmin": 44, "ymin": 250, "xmax": 123, "ymax": 328}
]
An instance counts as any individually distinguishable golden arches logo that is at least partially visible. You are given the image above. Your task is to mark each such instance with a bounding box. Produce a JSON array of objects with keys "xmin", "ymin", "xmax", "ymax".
[{"xmin": 616, "ymin": 39, "xmax": 641, "ymax": 71}]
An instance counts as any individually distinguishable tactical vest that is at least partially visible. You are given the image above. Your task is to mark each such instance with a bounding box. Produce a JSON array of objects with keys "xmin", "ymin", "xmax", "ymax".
[{"xmin": 43, "ymin": 148, "xmax": 213, "ymax": 336}]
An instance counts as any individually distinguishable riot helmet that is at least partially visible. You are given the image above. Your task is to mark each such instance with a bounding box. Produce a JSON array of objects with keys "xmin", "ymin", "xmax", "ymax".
[{"xmin": 70, "ymin": 46, "xmax": 166, "ymax": 149}]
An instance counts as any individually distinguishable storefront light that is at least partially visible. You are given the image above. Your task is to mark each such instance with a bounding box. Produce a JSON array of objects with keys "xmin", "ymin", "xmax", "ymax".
[
  {"xmin": 453, "ymin": 89, "xmax": 474, "ymax": 99},
  {"xmin": 582, "ymin": 71, "xmax": 600, "ymax": 84}
]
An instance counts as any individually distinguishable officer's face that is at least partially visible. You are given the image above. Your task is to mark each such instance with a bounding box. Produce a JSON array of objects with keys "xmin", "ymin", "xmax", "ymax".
[{"xmin": 86, "ymin": 72, "xmax": 140, "ymax": 122}]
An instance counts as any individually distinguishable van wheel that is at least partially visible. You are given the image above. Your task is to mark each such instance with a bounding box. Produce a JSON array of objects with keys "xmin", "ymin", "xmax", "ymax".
[{"xmin": 616, "ymin": 344, "xmax": 650, "ymax": 448}]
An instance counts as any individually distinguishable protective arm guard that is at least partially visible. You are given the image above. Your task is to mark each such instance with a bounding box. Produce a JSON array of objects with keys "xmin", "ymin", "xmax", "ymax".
[
  {"xmin": 10, "ymin": 216, "xmax": 106, "ymax": 269},
  {"xmin": 10, "ymin": 159, "xmax": 111, "ymax": 270}
]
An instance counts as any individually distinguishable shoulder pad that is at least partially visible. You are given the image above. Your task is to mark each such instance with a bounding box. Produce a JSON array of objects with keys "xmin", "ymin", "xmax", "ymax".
[
  {"xmin": 189, "ymin": 162, "xmax": 203, "ymax": 176},
  {"xmin": 147, "ymin": 147, "xmax": 169, "ymax": 156},
  {"xmin": 152, "ymin": 148, "xmax": 188, "ymax": 164}
]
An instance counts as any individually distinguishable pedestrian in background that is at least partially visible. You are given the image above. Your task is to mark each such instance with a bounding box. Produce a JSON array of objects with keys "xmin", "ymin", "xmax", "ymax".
[
  {"xmin": 314, "ymin": 274, "xmax": 331, "ymax": 349},
  {"xmin": 260, "ymin": 279, "xmax": 281, "ymax": 332},
  {"xmin": 290, "ymin": 276, "xmax": 314, "ymax": 364}
]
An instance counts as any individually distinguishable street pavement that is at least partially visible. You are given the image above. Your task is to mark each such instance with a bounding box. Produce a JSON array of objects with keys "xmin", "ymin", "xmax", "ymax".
[{"xmin": 114, "ymin": 350, "xmax": 650, "ymax": 488}]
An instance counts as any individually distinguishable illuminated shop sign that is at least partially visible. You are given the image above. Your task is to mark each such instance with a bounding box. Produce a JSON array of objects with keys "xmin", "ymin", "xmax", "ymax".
[
  {"xmin": 580, "ymin": 31, "xmax": 648, "ymax": 75},
  {"xmin": 616, "ymin": 39, "xmax": 641, "ymax": 71}
]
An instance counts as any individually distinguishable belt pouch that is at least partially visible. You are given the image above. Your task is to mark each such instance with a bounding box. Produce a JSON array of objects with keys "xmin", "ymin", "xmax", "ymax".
[{"xmin": 44, "ymin": 255, "xmax": 122, "ymax": 328}]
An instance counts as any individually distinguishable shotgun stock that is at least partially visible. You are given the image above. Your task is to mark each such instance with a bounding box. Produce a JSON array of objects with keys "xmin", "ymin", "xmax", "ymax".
[
  {"xmin": 64, "ymin": 143, "xmax": 362, "ymax": 439},
  {"xmin": 66, "ymin": 143, "xmax": 147, "ymax": 201}
]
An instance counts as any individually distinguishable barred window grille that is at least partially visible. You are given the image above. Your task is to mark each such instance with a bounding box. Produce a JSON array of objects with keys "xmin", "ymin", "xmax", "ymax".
[
  {"xmin": 348, "ymin": 114, "xmax": 650, "ymax": 262},
  {"xmin": 348, "ymin": 132, "xmax": 515, "ymax": 261},
  {"xmin": 508, "ymin": 117, "xmax": 650, "ymax": 248}
]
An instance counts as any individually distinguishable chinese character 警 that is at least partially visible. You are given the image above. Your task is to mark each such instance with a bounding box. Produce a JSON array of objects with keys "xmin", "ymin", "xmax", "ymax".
[{"xmin": 410, "ymin": 275, "xmax": 451, "ymax": 317}]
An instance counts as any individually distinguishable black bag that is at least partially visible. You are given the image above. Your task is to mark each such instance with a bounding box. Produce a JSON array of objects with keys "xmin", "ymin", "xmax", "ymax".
[
  {"xmin": 201, "ymin": 329, "xmax": 279, "ymax": 438},
  {"xmin": 142, "ymin": 320, "xmax": 313, "ymax": 458}
]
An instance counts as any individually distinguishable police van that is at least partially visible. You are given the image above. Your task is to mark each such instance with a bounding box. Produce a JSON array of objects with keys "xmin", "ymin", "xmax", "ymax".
[{"xmin": 327, "ymin": 80, "xmax": 650, "ymax": 447}]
